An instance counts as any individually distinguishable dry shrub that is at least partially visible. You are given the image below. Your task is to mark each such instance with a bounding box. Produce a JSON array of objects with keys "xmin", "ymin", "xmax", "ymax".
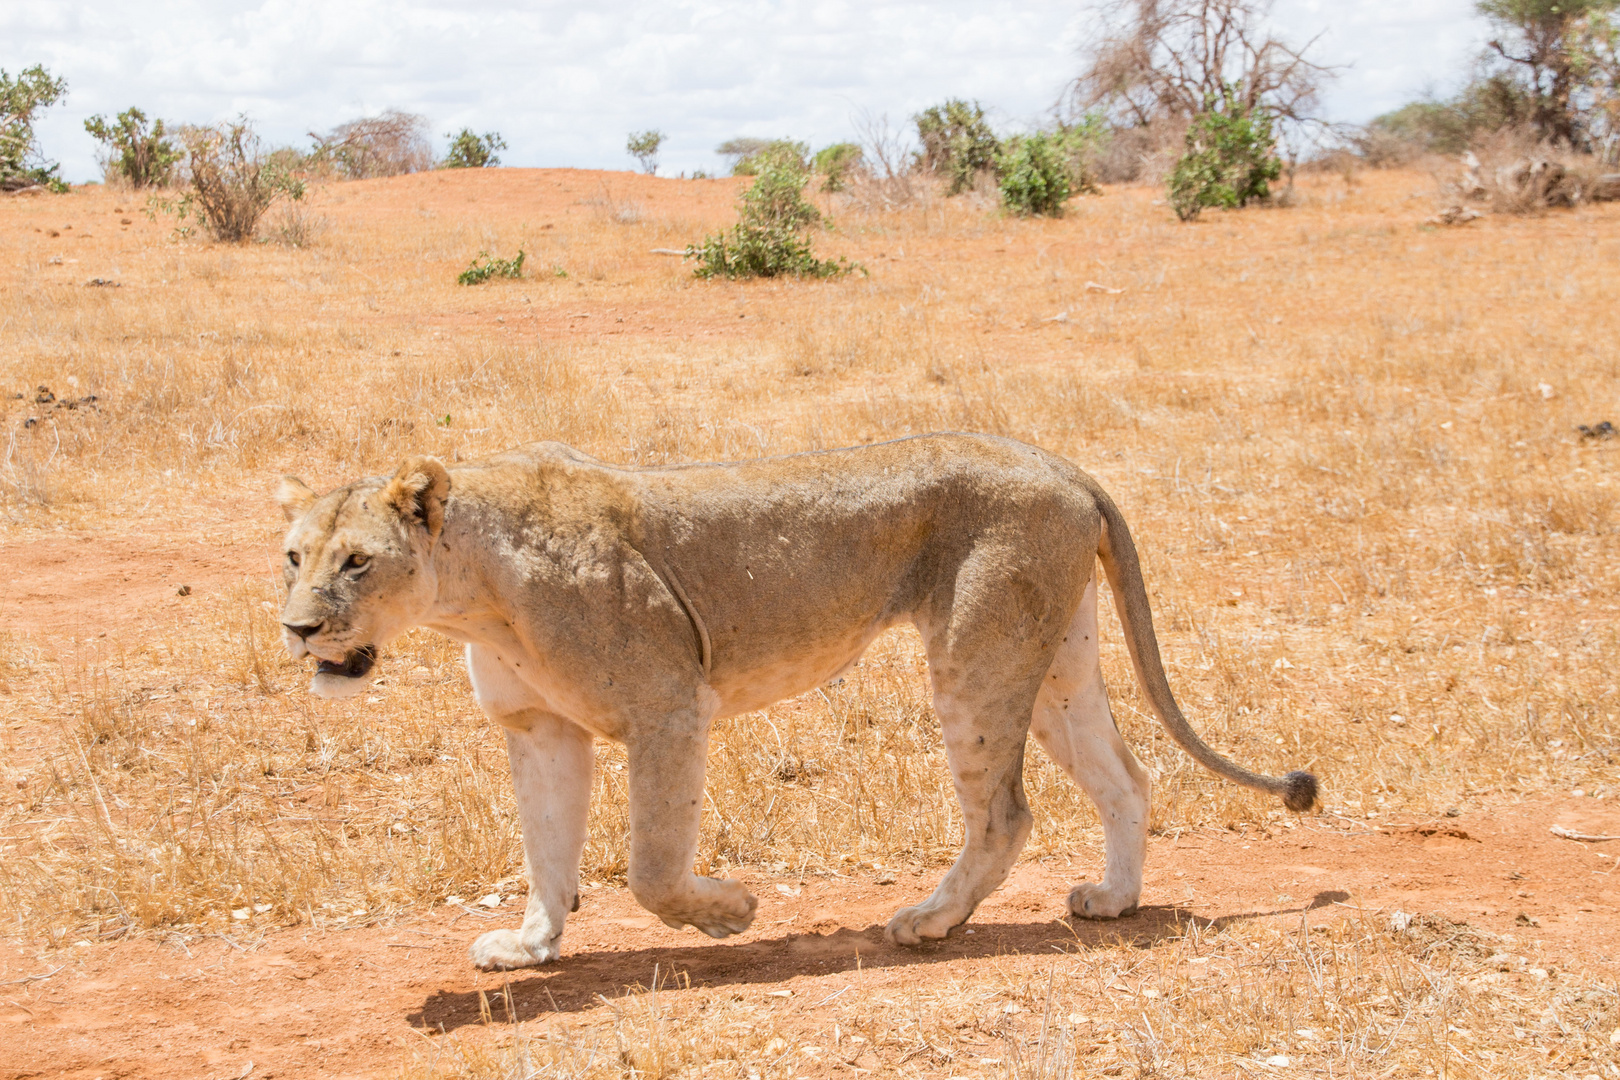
[
  {"xmin": 177, "ymin": 119, "xmax": 304, "ymax": 242},
  {"xmin": 1438, "ymin": 126, "xmax": 1620, "ymax": 215},
  {"xmin": 841, "ymin": 111, "xmax": 932, "ymax": 212}
]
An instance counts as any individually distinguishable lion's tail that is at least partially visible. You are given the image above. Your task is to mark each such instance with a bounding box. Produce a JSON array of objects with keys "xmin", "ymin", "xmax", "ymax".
[{"xmin": 1092, "ymin": 486, "xmax": 1319, "ymax": 813}]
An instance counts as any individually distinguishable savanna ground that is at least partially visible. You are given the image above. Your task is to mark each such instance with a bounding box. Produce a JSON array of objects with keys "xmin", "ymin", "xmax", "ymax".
[{"xmin": 0, "ymin": 165, "xmax": 1617, "ymax": 1079}]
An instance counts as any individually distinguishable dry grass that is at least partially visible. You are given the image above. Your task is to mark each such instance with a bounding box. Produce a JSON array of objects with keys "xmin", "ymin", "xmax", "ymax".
[{"xmin": 1, "ymin": 166, "xmax": 1618, "ymax": 1073}]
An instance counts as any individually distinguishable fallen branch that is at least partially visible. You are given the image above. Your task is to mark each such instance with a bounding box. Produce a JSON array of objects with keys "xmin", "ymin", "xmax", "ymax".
[
  {"xmin": 649, "ymin": 248, "xmax": 688, "ymax": 256},
  {"xmin": 1550, "ymin": 825, "xmax": 1619, "ymax": 842},
  {"xmin": 1, "ymin": 964, "xmax": 64, "ymax": 986}
]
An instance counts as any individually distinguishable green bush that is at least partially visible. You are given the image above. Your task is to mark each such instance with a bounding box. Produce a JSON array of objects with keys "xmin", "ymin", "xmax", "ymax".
[
  {"xmin": 998, "ymin": 132, "xmax": 1071, "ymax": 217},
  {"xmin": 443, "ymin": 128, "xmax": 506, "ymax": 169},
  {"xmin": 737, "ymin": 143, "xmax": 821, "ymax": 228},
  {"xmin": 458, "ymin": 249, "xmax": 525, "ymax": 285},
  {"xmin": 915, "ymin": 99, "xmax": 1001, "ymax": 195},
  {"xmin": 1, "ymin": 65, "xmax": 68, "ymax": 192},
  {"xmin": 813, "ymin": 142, "xmax": 862, "ymax": 192},
  {"xmin": 85, "ymin": 107, "xmax": 180, "ymax": 188},
  {"xmin": 1054, "ymin": 115, "xmax": 1107, "ymax": 196},
  {"xmin": 729, "ymin": 139, "xmax": 809, "ymax": 176},
  {"xmin": 1168, "ymin": 86, "xmax": 1282, "ymax": 222},
  {"xmin": 685, "ymin": 149, "xmax": 859, "ymax": 280}
]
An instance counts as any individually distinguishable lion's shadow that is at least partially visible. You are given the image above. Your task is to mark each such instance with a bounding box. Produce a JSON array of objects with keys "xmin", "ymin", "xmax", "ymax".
[{"xmin": 407, "ymin": 889, "xmax": 1349, "ymax": 1032}]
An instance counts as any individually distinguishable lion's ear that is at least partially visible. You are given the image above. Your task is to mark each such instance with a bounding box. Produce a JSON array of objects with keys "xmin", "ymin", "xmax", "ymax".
[
  {"xmin": 276, "ymin": 476, "xmax": 317, "ymax": 522},
  {"xmin": 382, "ymin": 456, "xmax": 451, "ymax": 538}
]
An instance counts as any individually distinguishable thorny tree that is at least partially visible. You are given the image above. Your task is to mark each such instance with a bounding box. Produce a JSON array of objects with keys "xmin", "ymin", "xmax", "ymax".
[
  {"xmin": 309, "ymin": 110, "xmax": 434, "ymax": 180},
  {"xmin": 1068, "ymin": 0, "xmax": 1332, "ymax": 129},
  {"xmin": 1480, "ymin": 0, "xmax": 1620, "ymax": 149}
]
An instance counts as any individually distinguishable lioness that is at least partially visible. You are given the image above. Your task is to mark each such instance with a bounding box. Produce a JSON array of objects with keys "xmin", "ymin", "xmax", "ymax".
[{"xmin": 276, "ymin": 433, "xmax": 1316, "ymax": 970}]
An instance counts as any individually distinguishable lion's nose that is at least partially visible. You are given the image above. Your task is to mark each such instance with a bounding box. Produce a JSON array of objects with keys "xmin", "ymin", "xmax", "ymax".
[{"xmin": 283, "ymin": 621, "xmax": 325, "ymax": 640}]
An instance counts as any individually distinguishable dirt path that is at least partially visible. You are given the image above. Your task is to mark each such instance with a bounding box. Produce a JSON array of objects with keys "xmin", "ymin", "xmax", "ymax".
[{"xmin": 3, "ymin": 799, "xmax": 1614, "ymax": 1080}]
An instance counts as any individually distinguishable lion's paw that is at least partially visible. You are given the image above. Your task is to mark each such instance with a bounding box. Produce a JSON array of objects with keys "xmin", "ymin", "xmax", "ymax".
[
  {"xmin": 688, "ymin": 879, "xmax": 758, "ymax": 939},
  {"xmin": 884, "ymin": 903, "xmax": 961, "ymax": 947},
  {"xmin": 1067, "ymin": 882, "xmax": 1139, "ymax": 920},
  {"xmin": 469, "ymin": 928, "xmax": 560, "ymax": 971}
]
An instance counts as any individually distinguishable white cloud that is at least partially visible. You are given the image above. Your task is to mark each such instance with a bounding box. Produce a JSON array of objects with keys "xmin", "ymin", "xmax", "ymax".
[{"xmin": 4, "ymin": 0, "xmax": 1489, "ymax": 183}]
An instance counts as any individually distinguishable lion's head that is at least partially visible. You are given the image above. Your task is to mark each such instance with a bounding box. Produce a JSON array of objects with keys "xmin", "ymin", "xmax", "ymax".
[{"xmin": 275, "ymin": 456, "xmax": 450, "ymax": 699}]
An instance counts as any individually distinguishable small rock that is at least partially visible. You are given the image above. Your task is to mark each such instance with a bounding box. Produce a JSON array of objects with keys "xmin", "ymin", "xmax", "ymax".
[
  {"xmin": 84, "ymin": 278, "xmax": 120, "ymax": 288},
  {"xmin": 177, "ymin": 584, "xmax": 191, "ymax": 596},
  {"xmin": 1578, "ymin": 421, "xmax": 1615, "ymax": 441},
  {"xmin": 477, "ymin": 893, "xmax": 502, "ymax": 908},
  {"xmin": 1428, "ymin": 206, "xmax": 1480, "ymax": 226},
  {"xmin": 875, "ymin": 870, "xmax": 897, "ymax": 885},
  {"xmin": 232, "ymin": 908, "xmax": 251, "ymax": 920}
]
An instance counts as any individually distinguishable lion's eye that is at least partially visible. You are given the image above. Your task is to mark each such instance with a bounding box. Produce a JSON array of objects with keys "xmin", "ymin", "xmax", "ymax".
[
  {"xmin": 343, "ymin": 553, "xmax": 370, "ymax": 571},
  {"xmin": 287, "ymin": 551, "xmax": 300, "ymax": 567}
]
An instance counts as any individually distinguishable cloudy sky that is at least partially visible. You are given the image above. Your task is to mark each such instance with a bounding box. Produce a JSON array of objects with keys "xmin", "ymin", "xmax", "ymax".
[{"xmin": 6, "ymin": 1, "xmax": 1486, "ymax": 182}]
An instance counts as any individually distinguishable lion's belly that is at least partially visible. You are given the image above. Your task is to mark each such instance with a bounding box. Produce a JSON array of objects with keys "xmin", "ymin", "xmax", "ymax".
[{"xmin": 709, "ymin": 622, "xmax": 889, "ymax": 718}]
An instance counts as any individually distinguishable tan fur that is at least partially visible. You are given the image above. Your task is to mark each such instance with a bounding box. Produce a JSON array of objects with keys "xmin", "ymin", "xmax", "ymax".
[{"xmin": 275, "ymin": 433, "xmax": 1317, "ymax": 970}]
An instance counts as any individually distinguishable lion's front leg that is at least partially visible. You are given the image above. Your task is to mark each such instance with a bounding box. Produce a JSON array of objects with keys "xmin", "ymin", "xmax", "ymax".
[
  {"xmin": 469, "ymin": 712, "xmax": 594, "ymax": 971},
  {"xmin": 625, "ymin": 717, "xmax": 757, "ymax": 938}
]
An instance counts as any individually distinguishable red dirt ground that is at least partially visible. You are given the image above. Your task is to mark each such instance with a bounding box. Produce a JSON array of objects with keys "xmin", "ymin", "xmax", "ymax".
[{"xmin": 2, "ymin": 794, "xmax": 1615, "ymax": 1080}]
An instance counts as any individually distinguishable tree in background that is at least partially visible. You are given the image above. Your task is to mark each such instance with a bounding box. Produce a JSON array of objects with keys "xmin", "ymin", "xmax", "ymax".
[
  {"xmin": 717, "ymin": 137, "xmax": 773, "ymax": 174},
  {"xmin": 727, "ymin": 139, "xmax": 808, "ymax": 176},
  {"xmin": 309, "ymin": 111, "xmax": 433, "ymax": 179},
  {"xmin": 1479, "ymin": 0, "xmax": 1620, "ymax": 148},
  {"xmin": 914, "ymin": 99, "xmax": 1001, "ymax": 194},
  {"xmin": 443, "ymin": 128, "xmax": 506, "ymax": 168},
  {"xmin": 1068, "ymin": 0, "xmax": 1329, "ymax": 183},
  {"xmin": 1361, "ymin": 76, "xmax": 1533, "ymax": 160},
  {"xmin": 85, "ymin": 108, "xmax": 181, "ymax": 188},
  {"xmin": 1168, "ymin": 85, "xmax": 1281, "ymax": 220},
  {"xmin": 813, "ymin": 142, "xmax": 862, "ymax": 191},
  {"xmin": 626, "ymin": 130, "xmax": 666, "ymax": 174},
  {"xmin": 1, "ymin": 65, "xmax": 68, "ymax": 192},
  {"xmin": 1070, "ymin": 0, "xmax": 1330, "ymax": 127}
]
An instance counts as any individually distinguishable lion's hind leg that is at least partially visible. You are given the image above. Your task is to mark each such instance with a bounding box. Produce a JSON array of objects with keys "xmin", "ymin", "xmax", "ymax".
[
  {"xmin": 1029, "ymin": 578, "xmax": 1151, "ymax": 920},
  {"xmin": 885, "ymin": 605, "xmax": 1048, "ymax": 946}
]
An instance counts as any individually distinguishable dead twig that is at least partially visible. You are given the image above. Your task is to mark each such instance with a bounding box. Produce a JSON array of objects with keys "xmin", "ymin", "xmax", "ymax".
[{"xmin": 0, "ymin": 965, "xmax": 63, "ymax": 986}]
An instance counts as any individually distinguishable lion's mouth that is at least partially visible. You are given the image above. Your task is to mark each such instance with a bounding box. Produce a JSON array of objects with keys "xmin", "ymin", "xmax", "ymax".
[{"xmin": 316, "ymin": 645, "xmax": 376, "ymax": 680}]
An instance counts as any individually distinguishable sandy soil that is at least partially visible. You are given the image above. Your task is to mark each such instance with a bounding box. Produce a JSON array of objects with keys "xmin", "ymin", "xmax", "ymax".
[{"xmin": 2, "ymin": 796, "xmax": 1615, "ymax": 1080}]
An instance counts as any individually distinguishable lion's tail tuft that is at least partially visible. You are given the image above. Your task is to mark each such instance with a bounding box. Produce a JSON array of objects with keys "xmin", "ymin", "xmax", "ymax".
[
  {"xmin": 1091, "ymin": 482, "xmax": 1321, "ymax": 814},
  {"xmin": 1280, "ymin": 770, "xmax": 1320, "ymax": 813}
]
